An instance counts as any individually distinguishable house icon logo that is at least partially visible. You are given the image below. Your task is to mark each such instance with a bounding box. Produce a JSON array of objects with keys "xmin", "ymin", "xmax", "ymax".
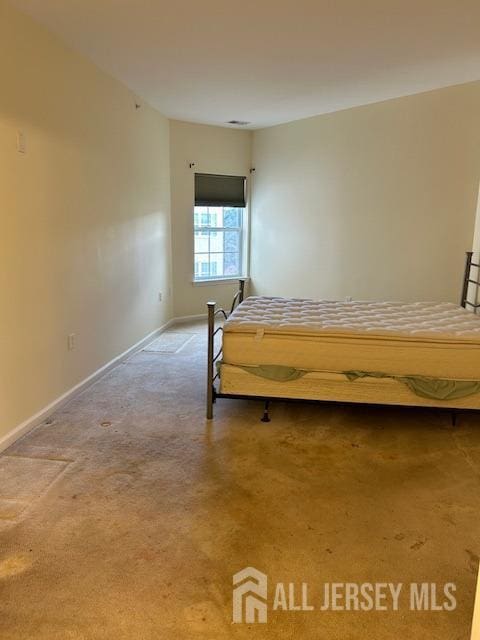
[{"xmin": 232, "ymin": 567, "xmax": 268, "ymax": 623}]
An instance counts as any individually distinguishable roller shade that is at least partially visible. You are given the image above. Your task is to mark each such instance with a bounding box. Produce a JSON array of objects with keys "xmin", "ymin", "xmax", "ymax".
[{"xmin": 195, "ymin": 173, "xmax": 246, "ymax": 208}]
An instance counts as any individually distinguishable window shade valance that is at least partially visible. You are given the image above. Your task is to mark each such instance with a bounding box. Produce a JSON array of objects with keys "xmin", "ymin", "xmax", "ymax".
[{"xmin": 195, "ymin": 173, "xmax": 246, "ymax": 208}]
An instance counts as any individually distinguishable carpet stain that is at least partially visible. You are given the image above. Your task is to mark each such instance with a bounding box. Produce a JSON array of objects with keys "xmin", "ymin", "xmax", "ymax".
[
  {"xmin": 410, "ymin": 538, "xmax": 427, "ymax": 551},
  {"xmin": 182, "ymin": 600, "xmax": 226, "ymax": 632},
  {"xmin": 0, "ymin": 554, "xmax": 32, "ymax": 579},
  {"xmin": 465, "ymin": 549, "xmax": 479, "ymax": 574}
]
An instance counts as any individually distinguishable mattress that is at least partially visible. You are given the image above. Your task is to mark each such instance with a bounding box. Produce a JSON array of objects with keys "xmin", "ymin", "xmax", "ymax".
[{"xmin": 222, "ymin": 297, "xmax": 480, "ymax": 380}]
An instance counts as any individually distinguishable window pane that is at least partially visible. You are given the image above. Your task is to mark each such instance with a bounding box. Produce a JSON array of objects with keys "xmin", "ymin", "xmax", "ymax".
[
  {"xmin": 209, "ymin": 207, "xmax": 222, "ymax": 227},
  {"xmin": 194, "ymin": 207, "xmax": 207, "ymax": 228},
  {"xmin": 194, "ymin": 230, "xmax": 209, "ymax": 254},
  {"xmin": 209, "ymin": 254, "xmax": 223, "ymax": 278},
  {"xmin": 209, "ymin": 259, "xmax": 218, "ymax": 277},
  {"xmin": 223, "ymin": 208, "xmax": 241, "ymax": 228},
  {"xmin": 224, "ymin": 253, "xmax": 240, "ymax": 276},
  {"xmin": 209, "ymin": 231, "xmax": 224, "ymax": 253},
  {"xmin": 224, "ymin": 230, "xmax": 240, "ymax": 253},
  {"xmin": 194, "ymin": 253, "xmax": 209, "ymax": 278}
]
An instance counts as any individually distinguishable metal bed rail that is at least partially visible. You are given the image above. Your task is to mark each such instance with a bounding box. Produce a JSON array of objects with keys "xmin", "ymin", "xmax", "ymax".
[
  {"xmin": 461, "ymin": 251, "xmax": 480, "ymax": 311},
  {"xmin": 206, "ymin": 279, "xmax": 246, "ymax": 419}
]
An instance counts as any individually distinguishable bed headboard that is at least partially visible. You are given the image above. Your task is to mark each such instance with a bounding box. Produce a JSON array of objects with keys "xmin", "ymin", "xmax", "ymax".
[{"xmin": 461, "ymin": 251, "xmax": 480, "ymax": 312}]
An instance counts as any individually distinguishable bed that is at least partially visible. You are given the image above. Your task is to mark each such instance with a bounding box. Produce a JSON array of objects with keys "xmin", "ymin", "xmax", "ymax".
[{"xmin": 206, "ymin": 252, "xmax": 480, "ymax": 421}]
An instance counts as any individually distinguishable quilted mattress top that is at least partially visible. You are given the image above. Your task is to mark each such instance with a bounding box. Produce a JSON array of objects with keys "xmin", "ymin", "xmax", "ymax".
[{"xmin": 224, "ymin": 296, "xmax": 480, "ymax": 342}]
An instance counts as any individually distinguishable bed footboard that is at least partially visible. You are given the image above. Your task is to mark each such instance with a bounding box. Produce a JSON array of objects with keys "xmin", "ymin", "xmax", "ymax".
[
  {"xmin": 461, "ymin": 251, "xmax": 480, "ymax": 311},
  {"xmin": 206, "ymin": 279, "xmax": 245, "ymax": 419}
]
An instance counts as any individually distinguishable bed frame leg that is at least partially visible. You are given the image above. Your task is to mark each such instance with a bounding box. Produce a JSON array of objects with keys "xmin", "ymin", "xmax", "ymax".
[
  {"xmin": 207, "ymin": 390, "xmax": 214, "ymax": 420},
  {"xmin": 261, "ymin": 400, "xmax": 271, "ymax": 423},
  {"xmin": 451, "ymin": 410, "xmax": 457, "ymax": 427}
]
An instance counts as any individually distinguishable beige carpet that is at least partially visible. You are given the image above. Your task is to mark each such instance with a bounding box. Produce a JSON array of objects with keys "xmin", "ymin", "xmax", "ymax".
[
  {"xmin": 143, "ymin": 331, "xmax": 195, "ymax": 353},
  {"xmin": 0, "ymin": 320, "xmax": 479, "ymax": 639}
]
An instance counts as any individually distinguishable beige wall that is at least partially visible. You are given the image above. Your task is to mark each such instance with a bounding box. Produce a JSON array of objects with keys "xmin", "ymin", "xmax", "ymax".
[
  {"xmin": 169, "ymin": 120, "xmax": 252, "ymax": 317},
  {"xmin": 472, "ymin": 183, "xmax": 480, "ymax": 252},
  {"xmin": 0, "ymin": 1, "xmax": 172, "ymax": 442},
  {"xmin": 251, "ymin": 82, "xmax": 480, "ymax": 303}
]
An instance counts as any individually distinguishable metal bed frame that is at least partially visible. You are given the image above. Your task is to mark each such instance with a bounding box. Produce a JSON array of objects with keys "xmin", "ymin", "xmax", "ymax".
[
  {"xmin": 461, "ymin": 251, "xmax": 480, "ymax": 311},
  {"xmin": 207, "ymin": 252, "xmax": 480, "ymax": 422},
  {"xmin": 206, "ymin": 279, "xmax": 246, "ymax": 420}
]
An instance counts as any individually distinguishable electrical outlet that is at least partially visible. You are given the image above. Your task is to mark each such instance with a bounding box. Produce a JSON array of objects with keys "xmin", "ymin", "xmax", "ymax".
[
  {"xmin": 67, "ymin": 333, "xmax": 75, "ymax": 351},
  {"xmin": 345, "ymin": 296, "xmax": 353, "ymax": 302},
  {"xmin": 158, "ymin": 292, "xmax": 163, "ymax": 302}
]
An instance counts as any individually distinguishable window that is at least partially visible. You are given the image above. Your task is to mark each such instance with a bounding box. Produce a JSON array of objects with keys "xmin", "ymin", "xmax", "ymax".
[
  {"xmin": 194, "ymin": 206, "xmax": 244, "ymax": 280},
  {"xmin": 193, "ymin": 173, "xmax": 246, "ymax": 282}
]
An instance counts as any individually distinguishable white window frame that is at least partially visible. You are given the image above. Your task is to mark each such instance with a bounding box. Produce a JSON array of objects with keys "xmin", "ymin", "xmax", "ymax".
[{"xmin": 192, "ymin": 203, "xmax": 248, "ymax": 284}]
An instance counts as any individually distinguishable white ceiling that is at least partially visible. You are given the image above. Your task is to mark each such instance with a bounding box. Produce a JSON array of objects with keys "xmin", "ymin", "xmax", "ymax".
[{"xmin": 9, "ymin": 0, "xmax": 480, "ymax": 129}]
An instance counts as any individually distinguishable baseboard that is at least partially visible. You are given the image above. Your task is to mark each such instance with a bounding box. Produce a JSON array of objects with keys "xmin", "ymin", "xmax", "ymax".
[{"xmin": 0, "ymin": 318, "xmax": 175, "ymax": 454}]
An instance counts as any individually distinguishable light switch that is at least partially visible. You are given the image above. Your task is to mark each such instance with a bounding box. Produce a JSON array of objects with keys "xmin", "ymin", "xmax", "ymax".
[
  {"xmin": 67, "ymin": 334, "xmax": 75, "ymax": 351},
  {"xmin": 17, "ymin": 130, "xmax": 26, "ymax": 154}
]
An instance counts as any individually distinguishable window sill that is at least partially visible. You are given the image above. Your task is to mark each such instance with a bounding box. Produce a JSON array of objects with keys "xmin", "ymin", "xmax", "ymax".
[{"xmin": 192, "ymin": 277, "xmax": 249, "ymax": 287}]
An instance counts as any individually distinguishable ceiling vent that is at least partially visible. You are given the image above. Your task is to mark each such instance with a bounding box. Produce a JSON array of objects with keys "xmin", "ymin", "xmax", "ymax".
[{"xmin": 227, "ymin": 120, "xmax": 250, "ymax": 126}]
